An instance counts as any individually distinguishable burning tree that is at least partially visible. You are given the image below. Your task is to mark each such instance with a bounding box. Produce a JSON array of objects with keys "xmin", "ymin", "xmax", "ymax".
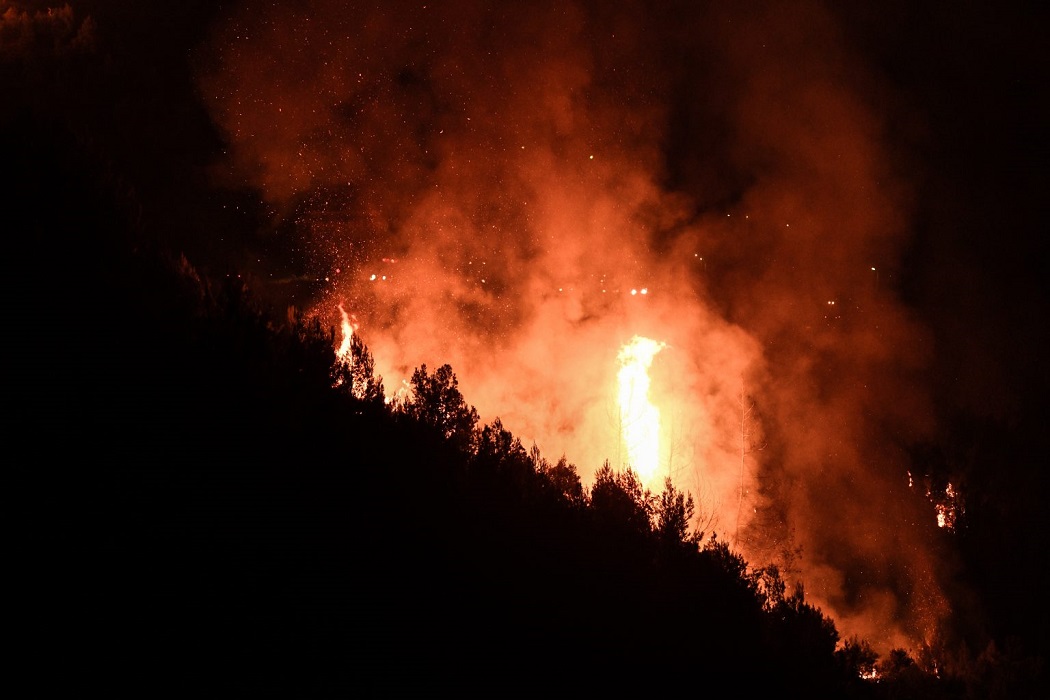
[{"xmin": 332, "ymin": 332, "xmax": 385, "ymax": 407}]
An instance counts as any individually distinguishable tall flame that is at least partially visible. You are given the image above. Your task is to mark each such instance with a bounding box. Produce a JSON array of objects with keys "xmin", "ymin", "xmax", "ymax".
[
  {"xmin": 336, "ymin": 303, "xmax": 357, "ymax": 363},
  {"xmin": 617, "ymin": 336, "xmax": 666, "ymax": 483}
]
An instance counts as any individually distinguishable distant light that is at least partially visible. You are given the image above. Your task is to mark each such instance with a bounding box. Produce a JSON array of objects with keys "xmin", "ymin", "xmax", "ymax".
[
  {"xmin": 640, "ymin": 288, "xmax": 648, "ymax": 295},
  {"xmin": 370, "ymin": 274, "xmax": 377, "ymax": 281},
  {"xmin": 631, "ymin": 289, "xmax": 637, "ymax": 295},
  {"xmin": 871, "ymin": 267, "xmax": 876, "ymax": 271}
]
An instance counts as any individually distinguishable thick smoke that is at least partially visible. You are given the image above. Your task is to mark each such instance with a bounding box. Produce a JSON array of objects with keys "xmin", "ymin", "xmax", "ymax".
[{"xmin": 196, "ymin": 0, "xmax": 950, "ymax": 654}]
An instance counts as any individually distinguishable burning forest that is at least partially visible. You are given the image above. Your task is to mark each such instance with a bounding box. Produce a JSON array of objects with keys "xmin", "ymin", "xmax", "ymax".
[
  {"xmin": 195, "ymin": 0, "xmax": 953, "ymax": 656},
  {"xmin": 6, "ymin": 0, "xmax": 1047, "ymax": 695}
]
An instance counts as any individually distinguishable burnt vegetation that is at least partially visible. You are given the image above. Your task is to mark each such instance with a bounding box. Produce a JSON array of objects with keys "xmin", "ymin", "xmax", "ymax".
[{"xmin": 8, "ymin": 120, "xmax": 1043, "ymax": 698}]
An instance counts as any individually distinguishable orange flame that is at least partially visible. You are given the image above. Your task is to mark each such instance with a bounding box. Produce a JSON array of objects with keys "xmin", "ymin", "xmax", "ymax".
[
  {"xmin": 336, "ymin": 303, "xmax": 357, "ymax": 364},
  {"xmin": 617, "ymin": 335, "xmax": 666, "ymax": 483}
]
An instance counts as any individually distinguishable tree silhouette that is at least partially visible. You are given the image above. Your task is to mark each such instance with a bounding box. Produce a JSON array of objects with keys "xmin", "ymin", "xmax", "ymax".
[
  {"xmin": 539, "ymin": 454, "xmax": 588, "ymax": 509},
  {"xmin": 836, "ymin": 636, "xmax": 879, "ymax": 679},
  {"xmin": 473, "ymin": 416, "xmax": 539, "ymax": 501},
  {"xmin": 590, "ymin": 462, "xmax": 654, "ymax": 544},
  {"xmin": 402, "ymin": 363, "xmax": 479, "ymax": 452},
  {"xmin": 655, "ymin": 476, "xmax": 696, "ymax": 547}
]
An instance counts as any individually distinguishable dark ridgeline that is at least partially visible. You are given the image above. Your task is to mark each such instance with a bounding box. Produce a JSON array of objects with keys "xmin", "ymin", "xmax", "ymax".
[{"xmin": 6, "ymin": 113, "xmax": 1043, "ymax": 698}]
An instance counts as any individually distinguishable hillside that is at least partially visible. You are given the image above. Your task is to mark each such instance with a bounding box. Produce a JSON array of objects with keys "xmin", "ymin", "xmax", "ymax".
[{"xmin": 7, "ymin": 117, "xmax": 1042, "ymax": 697}]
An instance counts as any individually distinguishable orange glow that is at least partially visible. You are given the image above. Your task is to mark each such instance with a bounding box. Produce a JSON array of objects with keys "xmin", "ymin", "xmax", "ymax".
[
  {"xmin": 198, "ymin": 0, "xmax": 957, "ymax": 658},
  {"xmin": 617, "ymin": 336, "xmax": 666, "ymax": 484}
]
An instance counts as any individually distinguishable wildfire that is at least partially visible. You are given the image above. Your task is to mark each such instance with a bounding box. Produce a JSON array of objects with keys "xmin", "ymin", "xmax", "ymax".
[
  {"xmin": 617, "ymin": 335, "xmax": 666, "ymax": 483},
  {"xmin": 336, "ymin": 303, "xmax": 357, "ymax": 363}
]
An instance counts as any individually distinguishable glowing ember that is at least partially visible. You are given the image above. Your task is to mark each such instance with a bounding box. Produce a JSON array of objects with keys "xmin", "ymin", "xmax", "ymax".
[
  {"xmin": 935, "ymin": 482, "xmax": 960, "ymax": 530},
  {"xmin": 617, "ymin": 335, "xmax": 666, "ymax": 483}
]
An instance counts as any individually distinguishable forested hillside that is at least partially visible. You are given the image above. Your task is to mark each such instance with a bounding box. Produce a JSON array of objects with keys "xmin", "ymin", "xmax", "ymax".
[{"xmin": 8, "ymin": 115, "xmax": 1041, "ymax": 697}]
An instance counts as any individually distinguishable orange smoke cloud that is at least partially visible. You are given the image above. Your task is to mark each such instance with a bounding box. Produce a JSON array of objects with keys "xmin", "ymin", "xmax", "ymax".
[{"xmin": 196, "ymin": 0, "xmax": 951, "ymax": 656}]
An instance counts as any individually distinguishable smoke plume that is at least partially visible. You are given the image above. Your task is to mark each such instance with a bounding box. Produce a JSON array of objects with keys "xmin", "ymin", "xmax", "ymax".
[{"xmin": 196, "ymin": 0, "xmax": 952, "ymax": 654}]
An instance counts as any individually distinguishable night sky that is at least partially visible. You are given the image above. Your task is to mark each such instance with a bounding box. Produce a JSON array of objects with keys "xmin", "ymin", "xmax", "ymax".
[{"xmin": 5, "ymin": 0, "xmax": 1047, "ymax": 666}]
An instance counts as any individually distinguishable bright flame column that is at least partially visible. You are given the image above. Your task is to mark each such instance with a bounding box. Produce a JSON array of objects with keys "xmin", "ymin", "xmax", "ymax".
[
  {"xmin": 336, "ymin": 303, "xmax": 357, "ymax": 363},
  {"xmin": 617, "ymin": 335, "xmax": 666, "ymax": 482}
]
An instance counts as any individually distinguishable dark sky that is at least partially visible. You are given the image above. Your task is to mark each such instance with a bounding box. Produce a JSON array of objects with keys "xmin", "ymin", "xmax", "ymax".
[{"xmin": 5, "ymin": 0, "xmax": 1047, "ymax": 661}]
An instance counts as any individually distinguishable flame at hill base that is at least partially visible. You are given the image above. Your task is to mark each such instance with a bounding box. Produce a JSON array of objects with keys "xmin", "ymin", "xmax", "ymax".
[{"xmin": 198, "ymin": 0, "xmax": 953, "ymax": 659}]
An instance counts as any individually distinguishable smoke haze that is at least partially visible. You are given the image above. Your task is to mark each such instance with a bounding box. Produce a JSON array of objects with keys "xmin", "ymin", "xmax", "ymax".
[{"xmin": 189, "ymin": 0, "xmax": 964, "ymax": 654}]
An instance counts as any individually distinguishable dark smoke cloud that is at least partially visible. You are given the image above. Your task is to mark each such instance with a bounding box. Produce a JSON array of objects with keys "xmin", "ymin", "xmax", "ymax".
[{"xmin": 195, "ymin": 0, "xmax": 961, "ymax": 654}]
